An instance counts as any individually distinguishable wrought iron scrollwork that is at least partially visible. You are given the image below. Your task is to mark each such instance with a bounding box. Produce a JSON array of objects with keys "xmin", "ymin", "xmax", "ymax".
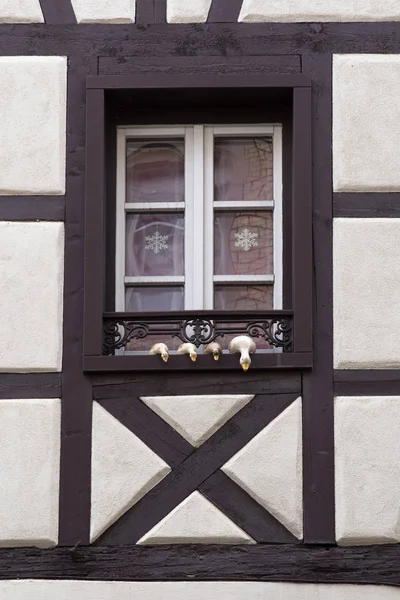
[
  {"xmin": 102, "ymin": 311, "xmax": 293, "ymax": 355},
  {"xmin": 246, "ymin": 317, "xmax": 293, "ymax": 351},
  {"xmin": 103, "ymin": 320, "xmax": 149, "ymax": 354},
  {"xmin": 175, "ymin": 318, "xmax": 218, "ymax": 347}
]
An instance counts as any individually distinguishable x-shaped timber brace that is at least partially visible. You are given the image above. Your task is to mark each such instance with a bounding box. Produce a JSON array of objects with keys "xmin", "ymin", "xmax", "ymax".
[{"xmin": 95, "ymin": 393, "xmax": 300, "ymax": 545}]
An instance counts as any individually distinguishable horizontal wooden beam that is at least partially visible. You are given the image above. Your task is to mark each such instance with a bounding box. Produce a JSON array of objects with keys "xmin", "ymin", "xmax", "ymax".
[
  {"xmin": 1, "ymin": 544, "xmax": 400, "ymax": 584},
  {"xmin": 0, "ymin": 373, "xmax": 61, "ymax": 399},
  {"xmin": 334, "ymin": 193, "xmax": 400, "ymax": 218},
  {"xmin": 4, "ymin": 23, "xmax": 400, "ymax": 57},
  {"xmin": 86, "ymin": 73, "xmax": 311, "ymax": 90},
  {"xmin": 334, "ymin": 370, "xmax": 400, "ymax": 396},
  {"xmin": 0, "ymin": 197, "xmax": 65, "ymax": 221}
]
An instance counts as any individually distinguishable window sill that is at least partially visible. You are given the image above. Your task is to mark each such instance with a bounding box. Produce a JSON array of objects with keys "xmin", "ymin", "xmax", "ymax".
[{"xmin": 83, "ymin": 352, "xmax": 312, "ymax": 372}]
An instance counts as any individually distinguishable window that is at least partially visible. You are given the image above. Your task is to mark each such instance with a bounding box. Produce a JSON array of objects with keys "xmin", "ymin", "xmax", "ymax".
[
  {"xmin": 115, "ymin": 125, "xmax": 282, "ymax": 315},
  {"xmin": 83, "ymin": 74, "xmax": 312, "ymax": 371}
]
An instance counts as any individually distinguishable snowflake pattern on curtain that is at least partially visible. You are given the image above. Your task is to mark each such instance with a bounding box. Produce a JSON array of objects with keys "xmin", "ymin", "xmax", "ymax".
[
  {"xmin": 145, "ymin": 229, "xmax": 169, "ymax": 254},
  {"xmin": 234, "ymin": 228, "xmax": 259, "ymax": 252}
]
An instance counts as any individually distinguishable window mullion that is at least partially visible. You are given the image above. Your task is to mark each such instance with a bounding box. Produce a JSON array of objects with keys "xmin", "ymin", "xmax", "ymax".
[
  {"xmin": 184, "ymin": 126, "xmax": 195, "ymax": 310},
  {"xmin": 115, "ymin": 128, "xmax": 127, "ymax": 312},
  {"xmin": 203, "ymin": 126, "xmax": 214, "ymax": 310},
  {"xmin": 188, "ymin": 125, "xmax": 205, "ymax": 310},
  {"xmin": 273, "ymin": 125, "xmax": 283, "ymax": 309}
]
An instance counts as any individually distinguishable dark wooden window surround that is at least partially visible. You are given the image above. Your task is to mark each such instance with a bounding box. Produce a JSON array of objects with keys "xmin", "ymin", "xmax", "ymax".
[{"xmin": 83, "ymin": 74, "xmax": 312, "ymax": 372}]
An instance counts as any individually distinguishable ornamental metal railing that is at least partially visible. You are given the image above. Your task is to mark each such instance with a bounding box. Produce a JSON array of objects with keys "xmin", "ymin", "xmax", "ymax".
[{"xmin": 102, "ymin": 311, "xmax": 293, "ymax": 355}]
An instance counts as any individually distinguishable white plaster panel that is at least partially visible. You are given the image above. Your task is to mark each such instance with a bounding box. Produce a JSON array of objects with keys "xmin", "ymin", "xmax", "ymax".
[
  {"xmin": 0, "ymin": 399, "xmax": 60, "ymax": 548},
  {"xmin": 240, "ymin": 0, "xmax": 400, "ymax": 22},
  {"xmin": 167, "ymin": 0, "xmax": 212, "ymax": 23},
  {"xmin": 3, "ymin": 581, "xmax": 400, "ymax": 600},
  {"xmin": 0, "ymin": 0, "xmax": 43, "ymax": 23},
  {"xmin": 333, "ymin": 54, "xmax": 400, "ymax": 192},
  {"xmin": 223, "ymin": 398, "xmax": 303, "ymax": 539},
  {"xmin": 71, "ymin": 0, "xmax": 135, "ymax": 23},
  {"xmin": 0, "ymin": 222, "xmax": 64, "ymax": 373},
  {"xmin": 138, "ymin": 491, "xmax": 254, "ymax": 544},
  {"xmin": 335, "ymin": 396, "xmax": 400, "ymax": 546},
  {"xmin": 0, "ymin": 57, "xmax": 66, "ymax": 195},
  {"xmin": 334, "ymin": 218, "xmax": 400, "ymax": 369},
  {"xmin": 91, "ymin": 402, "xmax": 170, "ymax": 542},
  {"xmin": 141, "ymin": 395, "xmax": 253, "ymax": 447}
]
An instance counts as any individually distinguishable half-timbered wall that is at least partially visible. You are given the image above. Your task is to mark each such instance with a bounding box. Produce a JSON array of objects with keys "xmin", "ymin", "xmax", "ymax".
[{"xmin": 1, "ymin": 0, "xmax": 400, "ymax": 595}]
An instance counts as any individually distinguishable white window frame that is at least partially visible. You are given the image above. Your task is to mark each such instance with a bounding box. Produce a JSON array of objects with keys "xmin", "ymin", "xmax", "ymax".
[{"xmin": 115, "ymin": 124, "xmax": 283, "ymax": 312}]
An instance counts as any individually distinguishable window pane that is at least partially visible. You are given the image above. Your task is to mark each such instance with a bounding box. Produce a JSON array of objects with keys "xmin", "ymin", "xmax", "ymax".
[
  {"xmin": 214, "ymin": 211, "xmax": 273, "ymax": 276},
  {"xmin": 126, "ymin": 213, "xmax": 184, "ymax": 277},
  {"xmin": 126, "ymin": 286, "xmax": 184, "ymax": 312},
  {"xmin": 214, "ymin": 285, "xmax": 273, "ymax": 311},
  {"xmin": 214, "ymin": 137, "xmax": 273, "ymax": 202},
  {"xmin": 126, "ymin": 139, "xmax": 184, "ymax": 203}
]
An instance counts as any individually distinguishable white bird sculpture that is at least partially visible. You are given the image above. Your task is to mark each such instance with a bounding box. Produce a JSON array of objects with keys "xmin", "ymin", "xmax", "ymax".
[
  {"xmin": 149, "ymin": 342, "xmax": 169, "ymax": 362},
  {"xmin": 204, "ymin": 341, "xmax": 223, "ymax": 361},
  {"xmin": 228, "ymin": 335, "xmax": 256, "ymax": 372},
  {"xmin": 177, "ymin": 342, "xmax": 197, "ymax": 362}
]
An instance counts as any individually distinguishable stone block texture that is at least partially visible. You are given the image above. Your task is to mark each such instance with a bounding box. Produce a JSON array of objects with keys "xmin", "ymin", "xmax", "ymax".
[
  {"xmin": 2, "ymin": 582, "xmax": 400, "ymax": 599},
  {"xmin": 0, "ymin": 0, "xmax": 43, "ymax": 22},
  {"xmin": 138, "ymin": 491, "xmax": 254, "ymax": 544},
  {"xmin": 71, "ymin": 0, "xmax": 135, "ymax": 23},
  {"xmin": 333, "ymin": 54, "xmax": 400, "ymax": 192},
  {"xmin": 0, "ymin": 57, "xmax": 66, "ymax": 195},
  {"xmin": 0, "ymin": 399, "xmax": 60, "ymax": 548},
  {"xmin": 0, "ymin": 222, "xmax": 64, "ymax": 372},
  {"xmin": 240, "ymin": 0, "xmax": 400, "ymax": 22},
  {"xmin": 335, "ymin": 396, "xmax": 400, "ymax": 546},
  {"xmin": 167, "ymin": 0, "xmax": 212, "ymax": 22},
  {"xmin": 141, "ymin": 395, "xmax": 254, "ymax": 447},
  {"xmin": 334, "ymin": 218, "xmax": 400, "ymax": 369}
]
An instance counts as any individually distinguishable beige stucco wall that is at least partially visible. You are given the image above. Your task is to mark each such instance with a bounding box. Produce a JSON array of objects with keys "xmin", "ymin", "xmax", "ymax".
[{"xmin": 3, "ymin": 581, "xmax": 400, "ymax": 599}]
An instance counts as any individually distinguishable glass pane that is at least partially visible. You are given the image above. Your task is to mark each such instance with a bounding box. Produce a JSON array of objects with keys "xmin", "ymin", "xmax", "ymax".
[
  {"xmin": 214, "ymin": 285, "xmax": 273, "ymax": 311},
  {"xmin": 126, "ymin": 139, "xmax": 184, "ymax": 203},
  {"xmin": 125, "ymin": 286, "xmax": 184, "ymax": 312},
  {"xmin": 126, "ymin": 213, "xmax": 184, "ymax": 277},
  {"xmin": 214, "ymin": 211, "xmax": 273, "ymax": 275},
  {"xmin": 214, "ymin": 137, "xmax": 273, "ymax": 202}
]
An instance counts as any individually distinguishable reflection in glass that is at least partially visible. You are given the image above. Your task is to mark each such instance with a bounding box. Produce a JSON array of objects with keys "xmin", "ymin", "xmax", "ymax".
[
  {"xmin": 125, "ymin": 286, "xmax": 184, "ymax": 312},
  {"xmin": 214, "ymin": 285, "xmax": 273, "ymax": 311},
  {"xmin": 214, "ymin": 137, "xmax": 273, "ymax": 202},
  {"xmin": 126, "ymin": 139, "xmax": 184, "ymax": 203},
  {"xmin": 214, "ymin": 212, "xmax": 273, "ymax": 275},
  {"xmin": 126, "ymin": 213, "xmax": 184, "ymax": 277}
]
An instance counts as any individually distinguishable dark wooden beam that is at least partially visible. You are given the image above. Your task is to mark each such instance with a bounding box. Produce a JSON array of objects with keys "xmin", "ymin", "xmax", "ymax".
[
  {"xmin": 199, "ymin": 471, "xmax": 298, "ymax": 544},
  {"xmin": 208, "ymin": 0, "xmax": 243, "ymax": 22},
  {"xmin": 135, "ymin": 0, "xmax": 166, "ymax": 25},
  {"xmin": 39, "ymin": 0, "xmax": 77, "ymax": 24},
  {"xmin": 4, "ymin": 23, "xmax": 400, "ymax": 57},
  {"xmin": 93, "ymin": 371, "xmax": 302, "ymax": 399},
  {"xmin": 301, "ymin": 54, "xmax": 335, "ymax": 544},
  {"xmin": 334, "ymin": 370, "xmax": 400, "ymax": 396},
  {"xmin": 2, "ymin": 544, "xmax": 400, "ymax": 584},
  {"xmin": 0, "ymin": 374, "xmax": 61, "ymax": 399},
  {"xmin": 98, "ymin": 55, "xmax": 302, "ymax": 76},
  {"xmin": 0, "ymin": 197, "xmax": 65, "ymax": 221},
  {"xmin": 334, "ymin": 193, "xmax": 400, "ymax": 217},
  {"xmin": 58, "ymin": 55, "xmax": 97, "ymax": 547}
]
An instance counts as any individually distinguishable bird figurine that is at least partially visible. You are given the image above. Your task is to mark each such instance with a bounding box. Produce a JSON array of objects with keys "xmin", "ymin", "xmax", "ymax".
[
  {"xmin": 204, "ymin": 341, "xmax": 223, "ymax": 361},
  {"xmin": 149, "ymin": 342, "xmax": 169, "ymax": 363},
  {"xmin": 228, "ymin": 335, "xmax": 256, "ymax": 372},
  {"xmin": 177, "ymin": 342, "xmax": 197, "ymax": 362}
]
